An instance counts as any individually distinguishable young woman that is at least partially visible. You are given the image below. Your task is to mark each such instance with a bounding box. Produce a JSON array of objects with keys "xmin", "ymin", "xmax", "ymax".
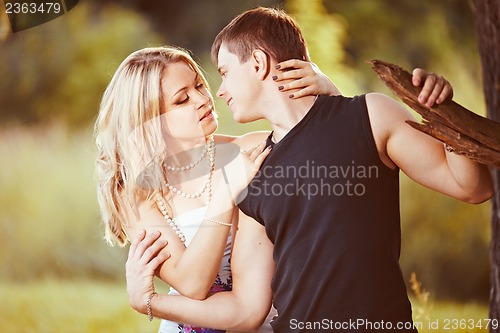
[{"xmin": 94, "ymin": 46, "xmax": 338, "ymax": 333}]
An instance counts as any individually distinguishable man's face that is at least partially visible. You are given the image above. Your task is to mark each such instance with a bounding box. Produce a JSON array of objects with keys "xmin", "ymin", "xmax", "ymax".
[{"xmin": 216, "ymin": 44, "xmax": 261, "ymax": 123}]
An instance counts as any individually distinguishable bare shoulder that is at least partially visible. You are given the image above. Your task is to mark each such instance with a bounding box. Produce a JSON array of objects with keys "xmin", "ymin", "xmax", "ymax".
[
  {"xmin": 365, "ymin": 92, "xmax": 413, "ymax": 121},
  {"xmin": 364, "ymin": 92, "xmax": 417, "ymax": 139},
  {"xmin": 214, "ymin": 131, "xmax": 270, "ymax": 150},
  {"xmin": 364, "ymin": 93, "xmax": 416, "ymax": 169}
]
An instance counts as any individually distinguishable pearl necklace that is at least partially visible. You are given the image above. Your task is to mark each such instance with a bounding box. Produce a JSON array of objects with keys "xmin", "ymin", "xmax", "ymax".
[
  {"xmin": 164, "ymin": 145, "xmax": 209, "ymax": 172},
  {"xmin": 154, "ymin": 193, "xmax": 186, "ymax": 243},
  {"xmin": 164, "ymin": 136, "xmax": 215, "ymax": 202},
  {"xmin": 154, "ymin": 135, "xmax": 215, "ymax": 243}
]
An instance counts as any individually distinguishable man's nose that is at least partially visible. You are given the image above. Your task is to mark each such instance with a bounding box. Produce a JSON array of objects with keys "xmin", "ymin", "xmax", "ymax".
[{"xmin": 216, "ymin": 83, "xmax": 225, "ymax": 99}]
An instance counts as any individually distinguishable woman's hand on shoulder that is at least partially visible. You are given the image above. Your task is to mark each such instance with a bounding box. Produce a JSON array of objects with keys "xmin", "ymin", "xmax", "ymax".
[
  {"xmin": 213, "ymin": 132, "xmax": 271, "ymax": 200},
  {"xmin": 273, "ymin": 59, "xmax": 341, "ymax": 99}
]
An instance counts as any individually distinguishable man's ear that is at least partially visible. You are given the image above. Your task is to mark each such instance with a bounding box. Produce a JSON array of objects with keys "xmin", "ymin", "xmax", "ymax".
[{"xmin": 251, "ymin": 50, "xmax": 271, "ymax": 81}]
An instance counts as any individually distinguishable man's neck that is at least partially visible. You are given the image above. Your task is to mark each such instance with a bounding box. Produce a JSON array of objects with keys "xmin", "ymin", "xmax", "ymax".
[{"xmin": 264, "ymin": 94, "xmax": 317, "ymax": 143}]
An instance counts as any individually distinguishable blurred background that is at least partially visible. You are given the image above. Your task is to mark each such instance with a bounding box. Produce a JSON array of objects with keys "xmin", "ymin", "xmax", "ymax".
[{"xmin": 0, "ymin": 0, "xmax": 492, "ymax": 332}]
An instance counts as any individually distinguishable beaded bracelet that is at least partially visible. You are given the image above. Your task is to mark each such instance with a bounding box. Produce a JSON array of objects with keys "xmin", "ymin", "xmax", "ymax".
[
  {"xmin": 147, "ymin": 292, "xmax": 158, "ymax": 322},
  {"xmin": 204, "ymin": 217, "xmax": 232, "ymax": 227}
]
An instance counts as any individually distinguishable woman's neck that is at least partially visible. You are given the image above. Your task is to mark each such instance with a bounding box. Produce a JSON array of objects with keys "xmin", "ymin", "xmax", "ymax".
[{"xmin": 164, "ymin": 136, "xmax": 208, "ymax": 166}]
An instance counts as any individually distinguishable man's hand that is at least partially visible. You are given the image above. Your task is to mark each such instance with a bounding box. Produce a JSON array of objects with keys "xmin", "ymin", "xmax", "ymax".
[
  {"xmin": 412, "ymin": 68, "xmax": 454, "ymax": 108},
  {"xmin": 126, "ymin": 230, "xmax": 170, "ymax": 314}
]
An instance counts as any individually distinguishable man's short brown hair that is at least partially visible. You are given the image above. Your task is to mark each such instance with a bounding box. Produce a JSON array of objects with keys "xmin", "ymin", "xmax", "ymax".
[{"xmin": 211, "ymin": 7, "xmax": 309, "ymax": 65}]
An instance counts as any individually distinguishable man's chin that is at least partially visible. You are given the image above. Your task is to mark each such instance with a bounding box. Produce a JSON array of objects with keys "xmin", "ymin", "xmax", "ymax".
[
  {"xmin": 232, "ymin": 114, "xmax": 249, "ymax": 124},
  {"xmin": 232, "ymin": 112, "xmax": 257, "ymax": 124}
]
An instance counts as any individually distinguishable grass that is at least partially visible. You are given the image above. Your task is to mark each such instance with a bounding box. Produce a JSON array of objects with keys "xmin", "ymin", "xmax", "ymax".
[
  {"xmin": 409, "ymin": 272, "xmax": 490, "ymax": 332},
  {"xmin": 0, "ymin": 279, "xmax": 490, "ymax": 333},
  {"xmin": 411, "ymin": 299, "xmax": 490, "ymax": 332},
  {"xmin": 0, "ymin": 280, "xmax": 167, "ymax": 333}
]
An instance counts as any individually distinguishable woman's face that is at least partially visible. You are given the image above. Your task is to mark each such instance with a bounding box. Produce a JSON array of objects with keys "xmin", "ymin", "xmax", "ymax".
[{"xmin": 160, "ymin": 61, "xmax": 217, "ymax": 142}]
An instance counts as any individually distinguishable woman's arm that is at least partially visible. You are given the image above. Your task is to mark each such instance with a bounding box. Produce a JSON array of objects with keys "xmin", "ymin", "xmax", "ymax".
[
  {"xmin": 126, "ymin": 211, "xmax": 275, "ymax": 331},
  {"xmin": 124, "ymin": 138, "xmax": 271, "ymax": 300},
  {"xmin": 273, "ymin": 59, "xmax": 455, "ymax": 108},
  {"xmin": 124, "ymin": 198, "xmax": 232, "ymax": 301}
]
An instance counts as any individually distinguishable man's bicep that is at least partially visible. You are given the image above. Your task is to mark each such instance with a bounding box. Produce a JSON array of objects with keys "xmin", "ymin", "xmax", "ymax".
[{"xmin": 231, "ymin": 210, "xmax": 275, "ymax": 320}]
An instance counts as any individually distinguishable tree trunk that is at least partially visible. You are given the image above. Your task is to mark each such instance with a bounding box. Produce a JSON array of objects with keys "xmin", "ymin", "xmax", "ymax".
[{"xmin": 474, "ymin": 0, "xmax": 500, "ymax": 329}]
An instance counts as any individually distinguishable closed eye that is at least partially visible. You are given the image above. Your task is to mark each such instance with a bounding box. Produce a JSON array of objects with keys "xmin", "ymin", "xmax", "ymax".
[{"xmin": 175, "ymin": 96, "xmax": 189, "ymax": 105}]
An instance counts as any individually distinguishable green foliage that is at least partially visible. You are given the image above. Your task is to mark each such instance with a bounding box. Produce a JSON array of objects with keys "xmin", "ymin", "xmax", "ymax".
[
  {"xmin": 287, "ymin": 0, "xmax": 360, "ymax": 96},
  {"xmin": 400, "ymin": 174, "xmax": 491, "ymax": 302},
  {"xmin": 320, "ymin": 0, "xmax": 484, "ymax": 113},
  {"xmin": 287, "ymin": 0, "xmax": 485, "ymax": 116},
  {"xmin": 0, "ymin": 125, "xmax": 125, "ymax": 281},
  {"xmin": 0, "ymin": 2, "xmax": 163, "ymax": 127}
]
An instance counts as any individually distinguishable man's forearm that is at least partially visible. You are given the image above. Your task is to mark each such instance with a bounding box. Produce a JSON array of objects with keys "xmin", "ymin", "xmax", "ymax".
[{"xmin": 148, "ymin": 291, "xmax": 267, "ymax": 331}]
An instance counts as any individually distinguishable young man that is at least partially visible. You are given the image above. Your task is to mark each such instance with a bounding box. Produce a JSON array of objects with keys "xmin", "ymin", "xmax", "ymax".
[{"xmin": 126, "ymin": 7, "xmax": 493, "ymax": 332}]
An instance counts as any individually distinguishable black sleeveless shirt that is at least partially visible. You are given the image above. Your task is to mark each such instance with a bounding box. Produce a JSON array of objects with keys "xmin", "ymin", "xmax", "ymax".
[{"xmin": 238, "ymin": 95, "xmax": 417, "ymax": 332}]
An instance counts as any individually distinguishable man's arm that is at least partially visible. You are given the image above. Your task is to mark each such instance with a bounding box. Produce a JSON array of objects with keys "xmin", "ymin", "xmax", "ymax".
[
  {"xmin": 366, "ymin": 92, "xmax": 493, "ymax": 203},
  {"xmin": 127, "ymin": 211, "xmax": 275, "ymax": 331}
]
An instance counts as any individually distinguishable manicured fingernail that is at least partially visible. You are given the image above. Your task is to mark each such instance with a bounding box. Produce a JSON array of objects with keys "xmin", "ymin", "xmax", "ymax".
[
  {"xmin": 289, "ymin": 94, "xmax": 294, "ymax": 98},
  {"xmin": 278, "ymin": 86, "xmax": 284, "ymax": 91},
  {"xmin": 275, "ymin": 65, "xmax": 281, "ymax": 70},
  {"xmin": 272, "ymin": 75, "xmax": 278, "ymax": 81}
]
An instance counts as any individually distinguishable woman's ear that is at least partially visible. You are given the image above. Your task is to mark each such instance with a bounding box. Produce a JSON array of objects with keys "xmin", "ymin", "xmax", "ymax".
[{"xmin": 251, "ymin": 50, "xmax": 271, "ymax": 81}]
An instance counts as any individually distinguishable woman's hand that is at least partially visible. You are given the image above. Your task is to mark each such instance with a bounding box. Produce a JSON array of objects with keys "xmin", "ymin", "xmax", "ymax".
[
  {"xmin": 273, "ymin": 59, "xmax": 342, "ymax": 99},
  {"xmin": 240, "ymin": 140, "xmax": 272, "ymax": 183},
  {"xmin": 210, "ymin": 140, "xmax": 271, "ymax": 208},
  {"xmin": 226, "ymin": 141, "xmax": 272, "ymax": 198},
  {"xmin": 126, "ymin": 230, "xmax": 170, "ymax": 314}
]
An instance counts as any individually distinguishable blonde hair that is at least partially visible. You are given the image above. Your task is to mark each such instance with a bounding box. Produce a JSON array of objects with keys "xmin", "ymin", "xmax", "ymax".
[{"xmin": 94, "ymin": 46, "xmax": 210, "ymax": 246}]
